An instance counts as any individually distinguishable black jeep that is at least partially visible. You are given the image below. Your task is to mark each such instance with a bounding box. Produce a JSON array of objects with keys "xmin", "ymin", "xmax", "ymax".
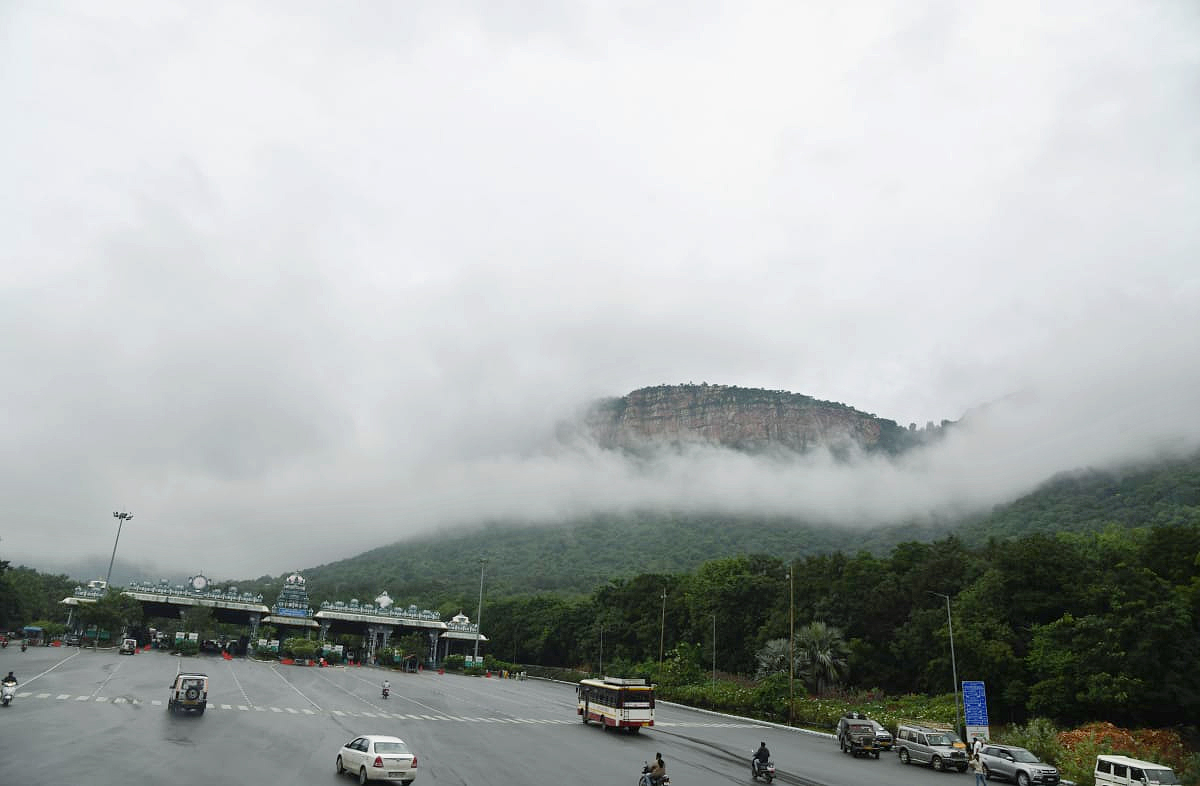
[{"xmin": 837, "ymin": 713, "xmax": 881, "ymax": 759}]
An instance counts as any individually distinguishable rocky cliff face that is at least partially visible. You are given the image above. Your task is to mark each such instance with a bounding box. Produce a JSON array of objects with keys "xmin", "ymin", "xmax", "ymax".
[{"xmin": 585, "ymin": 384, "xmax": 920, "ymax": 455}]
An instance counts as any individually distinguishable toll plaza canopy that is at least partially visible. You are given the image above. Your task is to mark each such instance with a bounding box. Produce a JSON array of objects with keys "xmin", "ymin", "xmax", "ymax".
[{"xmin": 59, "ymin": 572, "xmax": 487, "ymax": 664}]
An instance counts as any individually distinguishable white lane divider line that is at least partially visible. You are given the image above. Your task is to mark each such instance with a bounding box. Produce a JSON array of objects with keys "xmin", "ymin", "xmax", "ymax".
[{"xmin": 269, "ymin": 665, "xmax": 322, "ymax": 712}]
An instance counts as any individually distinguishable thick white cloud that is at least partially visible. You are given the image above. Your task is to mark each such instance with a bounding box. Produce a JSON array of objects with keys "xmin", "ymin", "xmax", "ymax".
[{"xmin": 1, "ymin": 0, "xmax": 1197, "ymax": 578}]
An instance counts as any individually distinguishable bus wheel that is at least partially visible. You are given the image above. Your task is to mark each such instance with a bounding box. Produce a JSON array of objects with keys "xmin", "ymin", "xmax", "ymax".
[{"xmin": 629, "ymin": 726, "xmax": 641, "ymax": 734}]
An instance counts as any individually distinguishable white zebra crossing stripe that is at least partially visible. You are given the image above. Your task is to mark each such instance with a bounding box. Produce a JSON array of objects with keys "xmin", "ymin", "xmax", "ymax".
[{"xmin": 4, "ymin": 693, "xmax": 770, "ymax": 728}]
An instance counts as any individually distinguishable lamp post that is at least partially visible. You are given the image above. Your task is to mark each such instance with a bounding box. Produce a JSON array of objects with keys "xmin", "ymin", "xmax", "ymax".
[
  {"xmin": 787, "ymin": 564, "xmax": 795, "ymax": 727},
  {"xmin": 929, "ymin": 591, "xmax": 962, "ymax": 738},
  {"xmin": 105, "ymin": 511, "xmax": 134, "ymax": 591},
  {"xmin": 658, "ymin": 588, "xmax": 667, "ymax": 669},
  {"xmin": 711, "ymin": 613, "xmax": 717, "ymax": 688},
  {"xmin": 599, "ymin": 623, "xmax": 604, "ymax": 676},
  {"xmin": 473, "ymin": 558, "xmax": 487, "ymax": 664}
]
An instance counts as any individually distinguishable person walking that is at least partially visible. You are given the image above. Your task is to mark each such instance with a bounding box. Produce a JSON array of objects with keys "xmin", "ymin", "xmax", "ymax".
[{"xmin": 970, "ymin": 750, "xmax": 987, "ymax": 786}]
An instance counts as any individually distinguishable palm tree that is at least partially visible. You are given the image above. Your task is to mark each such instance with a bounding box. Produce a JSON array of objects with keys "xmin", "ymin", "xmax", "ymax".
[
  {"xmin": 794, "ymin": 621, "xmax": 848, "ymax": 695},
  {"xmin": 754, "ymin": 637, "xmax": 792, "ymax": 680}
]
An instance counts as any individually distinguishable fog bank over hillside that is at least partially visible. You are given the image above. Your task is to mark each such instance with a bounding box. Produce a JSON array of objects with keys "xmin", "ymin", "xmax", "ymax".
[{"xmin": 2, "ymin": 1, "xmax": 1197, "ymax": 578}]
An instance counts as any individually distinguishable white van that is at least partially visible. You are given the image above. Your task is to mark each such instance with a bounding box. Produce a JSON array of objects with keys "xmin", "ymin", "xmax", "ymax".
[{"xmin": 1095, "ymin": 755, "xmax": 1179, "ymax": 786}]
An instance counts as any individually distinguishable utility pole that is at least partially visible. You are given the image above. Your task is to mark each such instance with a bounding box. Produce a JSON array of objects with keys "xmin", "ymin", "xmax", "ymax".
[
  {"xmin": 787, "ymin": 565, "xmax": 795, "ymax": 726},
  {"xmin": 658, "ymin": 588, "xmax": 667, "ymax": 668},
  {"xmin": 473, "ymin": 558, "xmax": 488, "ymax": 664},
  {"xmin": 711, "ymin": 613, "xmax": 717, "ymax": 688},
  {"xmin": 105, "ymin": 511, "xmax": 134, "ymax": 591}
]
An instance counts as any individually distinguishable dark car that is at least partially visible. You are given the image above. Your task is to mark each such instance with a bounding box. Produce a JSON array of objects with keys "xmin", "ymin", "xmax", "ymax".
[
  {"xmin": 837, "ymin": 713, "xmax": 881, "ymax": 759},
  {"xmin": 979, "ymin": 744, "xmax": 1061, "ymax": 785},
  {"xmin": 868, "ymin": 719, "xmax": 894, "ymax": 751}
]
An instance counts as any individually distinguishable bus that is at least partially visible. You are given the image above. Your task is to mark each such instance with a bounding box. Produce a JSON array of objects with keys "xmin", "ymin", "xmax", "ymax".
[{"xmin": 577, "ymin": 676, "xmax": 655, "ymax": 732}]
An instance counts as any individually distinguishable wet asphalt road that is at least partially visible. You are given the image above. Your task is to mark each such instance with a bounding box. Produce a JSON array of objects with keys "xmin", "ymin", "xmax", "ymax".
[{"xmin": 0, "ymin": 644, "xmax": 975, "ymax": 786}]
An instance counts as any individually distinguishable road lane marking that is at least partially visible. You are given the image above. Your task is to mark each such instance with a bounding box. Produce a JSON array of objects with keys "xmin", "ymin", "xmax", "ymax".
[
  {"xmin": 18, "ymin": 649, "xmax": 81, "ymax": 688},
  {"xmin": 0, "ymin": 694, "xmax": 769, "ymax": 729},
  {"xmin": 269, "ymin": 665, "xmax": 322, "ymax": 712},
  {"xmin": 224, "ymin": 660, "xmax": 257, "ymax": 709}
]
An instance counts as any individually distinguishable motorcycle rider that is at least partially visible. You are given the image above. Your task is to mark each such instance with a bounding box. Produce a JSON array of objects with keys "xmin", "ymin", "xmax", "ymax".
[
  {"xmin": 381, "ymin": 678, "xmax": 391, "ymax": 697},
  {"xmin": 753, "ymin": 741, "xmax": 771, "ymax": 776},
  {"xmin": 647, "ymin": 753, "xmax": 666, "ymax": 785},
  {"xmin": 2, "ymin": 672, "xmax": 15, "ymax": 686}
]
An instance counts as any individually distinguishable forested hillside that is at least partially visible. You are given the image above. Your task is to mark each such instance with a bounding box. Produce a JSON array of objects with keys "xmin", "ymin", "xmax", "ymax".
[
  {"xmin": 241, "ymin": 451, "xmax": 1200, "ymax": 611},
  {"xmin": 482, "ymin": 520, "xmax": 1200, "ymax": 728}
]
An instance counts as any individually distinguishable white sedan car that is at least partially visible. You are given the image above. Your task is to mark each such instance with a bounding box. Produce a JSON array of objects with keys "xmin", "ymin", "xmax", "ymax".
[{"xmin": 336, "ymin": 735, "xmax": 418, "ymax": 785}]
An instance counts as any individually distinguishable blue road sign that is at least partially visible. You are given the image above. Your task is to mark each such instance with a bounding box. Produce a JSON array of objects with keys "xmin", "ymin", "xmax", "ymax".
[{"xmin": 962, "ymin": 680, "xmax": 989, "ymax": 726}]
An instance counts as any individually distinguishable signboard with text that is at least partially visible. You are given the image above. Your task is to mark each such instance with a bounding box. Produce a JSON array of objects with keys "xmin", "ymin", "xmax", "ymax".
[{"xmin": 962, "ymin": 680, "xmax": 990, "ymax": 742}]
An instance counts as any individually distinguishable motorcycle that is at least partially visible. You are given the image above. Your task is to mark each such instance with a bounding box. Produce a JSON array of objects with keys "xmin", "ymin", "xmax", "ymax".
[
  {"xmin": 637, "ymin": 762, "xmax": 670, "ymax": 786},
  {"xmin": 381, "ymin": 686, "xmax": 390, "ymax": 699},
  {"xmin": 751, "ymin": 757, "xmax": 776, "ymax": 783},
  {"xmin": 1, "ymin": 682, "xmax": 15, "ymax": 707},
  {"xmin": 20, "ymin": 643, "xmax": 26, "ymax": 652}
]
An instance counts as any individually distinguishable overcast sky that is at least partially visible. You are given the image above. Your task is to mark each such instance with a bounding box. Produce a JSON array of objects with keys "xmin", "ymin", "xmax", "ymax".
[{"xmin": 2, "ymin": 1, "xmax": 1198, "ymax": 582}]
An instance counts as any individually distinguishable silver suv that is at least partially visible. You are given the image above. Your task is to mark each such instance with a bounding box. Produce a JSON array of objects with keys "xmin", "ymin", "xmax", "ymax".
[
  {"xmin": 979, "ymin": 744, "xmax": 1060, "ymax": 785},
  {"xmin": 895, "ymin": 723, "xmax": 969, "ymax": 772}
]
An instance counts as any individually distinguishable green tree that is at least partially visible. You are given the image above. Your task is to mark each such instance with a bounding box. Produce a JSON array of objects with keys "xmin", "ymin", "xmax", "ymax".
[
  {"xmin": 794, "ymin": 621, "xmax": 848, "ymax": 695},
  {"xmin": 77, "ymin": 590, "xmax": 143, "ymax": 644}
]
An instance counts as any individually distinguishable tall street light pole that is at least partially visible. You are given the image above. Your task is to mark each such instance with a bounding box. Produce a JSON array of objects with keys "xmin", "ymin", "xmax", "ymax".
[
  {"xmin": 105, "ymin": 511, "xmax": 134, "ymax": 591},
  {"xmin": 929, "ymin": 591, "xmax": 962, "ymax": 738},
  {"xmin": 788, "ymin": 564, "xmax": 795, "ymax": 727},
  {"xmin": 711, "ymin": 613, "xmax": 717, "ymax": 688},
  {"xmin": 599, "ymin": 623, "xmax": 604, "ymax": 676},
  {"xmin": 658, "ymin": 588, "xmax": 667, "ymax": 669},
  {"xmin": 473, "ymin": 558, "xmax": 488, "ymax": 664}
]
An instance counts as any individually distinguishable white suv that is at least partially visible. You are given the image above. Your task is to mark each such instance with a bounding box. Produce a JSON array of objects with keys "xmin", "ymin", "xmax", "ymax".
[{"xmin": 167, "ymin": 673, "xmax": 208, "ymax": 715}]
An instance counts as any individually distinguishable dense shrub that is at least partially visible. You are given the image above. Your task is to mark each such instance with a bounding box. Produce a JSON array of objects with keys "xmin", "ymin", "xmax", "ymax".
[{"xmin": 998, "ymin": 718, "xmax": 1064, "ymax": 765}]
